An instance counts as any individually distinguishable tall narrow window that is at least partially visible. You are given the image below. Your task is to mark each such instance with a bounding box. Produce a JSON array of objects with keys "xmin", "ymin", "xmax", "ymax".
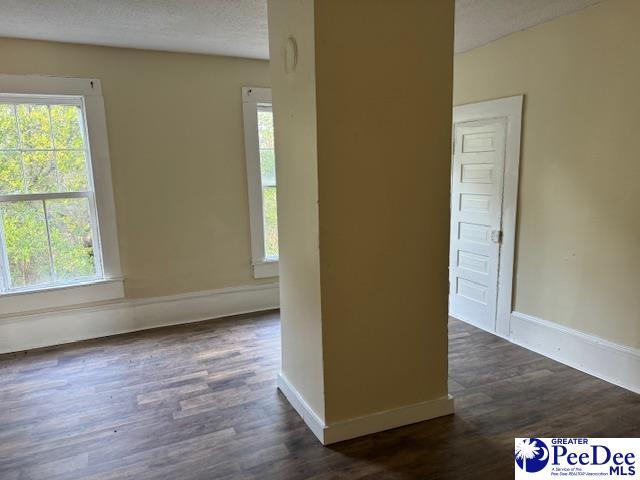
[
  {"xmin": 257, "ymin": 105, "xmax": 278, "ymax": 261},
  {"xmin": 0, "ymin": 74, "xmax": 122, "ymax": 315},
  {"xmin": 242, "ymin": 87, "xmax": 279, "ymax": 278},
  {"xmin": 0, "ymin": 97, "xmax": 102, "ymax": 291}
]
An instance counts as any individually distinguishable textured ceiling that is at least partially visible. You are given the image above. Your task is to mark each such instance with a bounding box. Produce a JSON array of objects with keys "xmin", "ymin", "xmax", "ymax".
[
  {"xmin": 0, "ymin": 0, "xmax": 605, "ymax": 59},
  {"xmin": 0, "ymin": 0, "xmax": 270, "ymax": 59},
  {"xmin": 455, "ymin": 0, "xmax": 605, "ymax": 53}
]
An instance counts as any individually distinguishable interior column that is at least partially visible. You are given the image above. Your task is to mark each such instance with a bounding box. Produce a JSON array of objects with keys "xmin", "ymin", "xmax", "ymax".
[{"xmin": 268, "ymin": 0, "xmax": 455, "ymax": 444}]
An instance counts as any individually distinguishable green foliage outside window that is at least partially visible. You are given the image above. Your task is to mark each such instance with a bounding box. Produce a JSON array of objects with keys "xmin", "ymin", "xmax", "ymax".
[
  {"xmin": 257, "ymin": 109, "xmax": 279, "ymax": 260},
  {"xmin": 0, "ymin": 102, "xmax": 96, "ymax": 289}
]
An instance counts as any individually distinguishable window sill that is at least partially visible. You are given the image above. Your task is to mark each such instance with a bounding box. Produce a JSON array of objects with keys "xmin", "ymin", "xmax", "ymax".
[
  {"xmin": 253, "ymin": 261, "xmax": 279, "ymax": 279},
  {"xmin": 0, "ymin": 278, "xmax": 125, "ymax": 318}
]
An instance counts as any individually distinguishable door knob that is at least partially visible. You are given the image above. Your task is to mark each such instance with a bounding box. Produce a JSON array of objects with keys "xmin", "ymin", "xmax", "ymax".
[{"xmin": 490, "ymin": 230, "xmax": 502, "ymax": 243}]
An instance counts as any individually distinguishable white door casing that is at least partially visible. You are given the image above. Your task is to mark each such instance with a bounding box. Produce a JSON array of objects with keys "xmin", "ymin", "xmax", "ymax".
[{"xmin": 449, "ymin": 96, "xmax": 523, "ymax": 337}]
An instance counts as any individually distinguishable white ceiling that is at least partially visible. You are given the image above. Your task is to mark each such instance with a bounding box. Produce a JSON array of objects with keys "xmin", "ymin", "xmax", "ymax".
[
  {"xmin": 0, "ymin": 0, "xmax": 605, "ymax": 59},
  {"xmin": 0, "ymin": 0, "xmax": 270, "ymax": 59},
  {"xmin": 455, "ymin": 0, "xmax": 604, "ymax": 53}
]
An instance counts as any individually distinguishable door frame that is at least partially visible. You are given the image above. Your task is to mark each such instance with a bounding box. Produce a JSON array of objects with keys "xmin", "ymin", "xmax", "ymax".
[{"xmin": 451, "ymin": 95, "xmax": 523, "ymax": 337}]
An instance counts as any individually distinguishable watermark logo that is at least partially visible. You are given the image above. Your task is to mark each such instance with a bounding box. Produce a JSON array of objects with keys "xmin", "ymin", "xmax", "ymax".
[
  {"xmin": 515, "ymin": 438, "xmax": 550, "ymax": 473},
  {"xmin": 514, "ymin": 438, "xmax": 638, "ymax": 479}
]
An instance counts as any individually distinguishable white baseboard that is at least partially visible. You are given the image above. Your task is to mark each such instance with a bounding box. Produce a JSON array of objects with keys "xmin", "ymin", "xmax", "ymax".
[
  {"xmin": 323, "ymin": 395, "xmax": 454, "ymax": 445},
  {"xmin": 277, "ymin": 373, "xmax": 326, "ymax": 442},
  {"xmin": 277, "ymin": 372, "xmax": 454, "ymax": 445},
  {"xmin": 510, "ymin": 312, "xmax": 640, "ymax": 394},
  {"xmin": 0, "ymin": 283, "xmax": 279, "ymax": 354},
  {"xmin": 449, "ymin": 312, "xmax": 510, "ymax": 341}
]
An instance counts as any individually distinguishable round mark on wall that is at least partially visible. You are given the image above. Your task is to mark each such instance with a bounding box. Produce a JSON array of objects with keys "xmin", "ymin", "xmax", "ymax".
[{"xmin": 284, "ymin": 36, "xmax": 298, "ymax": 74}]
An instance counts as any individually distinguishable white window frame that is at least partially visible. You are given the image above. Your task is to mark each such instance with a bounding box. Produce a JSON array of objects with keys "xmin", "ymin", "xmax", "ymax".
[
  {"xmin": 242, "ymin": 86, "xmax": 278, "ymax": 279},
  {"xmin": 0, "ymin": 74, "xmax": 123, "ymax": 316}
]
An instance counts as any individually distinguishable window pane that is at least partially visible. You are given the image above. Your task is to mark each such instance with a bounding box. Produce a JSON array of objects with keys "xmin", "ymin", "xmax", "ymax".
[
  {"xmin": 17, "ymin": 104, "xmax": 52, "ymax": 149},
  {"xmin": 50, "ymin": 105, "xmax": 84, "ymax": 149},
  {"xmin": 0, "ymin": 152, "xmax": 23, "ymax": 194},
  {"xmin": 0, "ymin": 99, "xmax": 102, "ymax": 292},
  {"xmin": 1, "ymin": 201, "xmax": 52, "ymax": 288},
  {"xmin": 262, "ymin": 186, "xmax": 279, "ymax": 259},
  {"xmin": 22, "ymin": 151, "xmax": 57, "ymax": 193},
  {"xmin": 56, "ymin": 150, "xmax": 89, "ymax": 191},
  {"xmin": 46, "ymin": 198, "xmax": 97, "ymax": 282},
  {"xmin": 257, "ymin": 109, "xmax": 274, "ymax": 149},
  {"xmin": 260, "ymin": 148, "xmax": 276, "ymax": 186},
  {"xmin": 0, "ymin": 104, "xmax": 19, "ymax": 149},
  {"xmin": 1, "ymin": 102, "xmax": 90, "ymax": 195}
]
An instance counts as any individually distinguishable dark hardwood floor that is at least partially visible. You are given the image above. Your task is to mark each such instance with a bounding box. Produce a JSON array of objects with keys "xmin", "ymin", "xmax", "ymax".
[{"xmin": 0, "ymin": 311, "xmax": 638, "ymax": 479}]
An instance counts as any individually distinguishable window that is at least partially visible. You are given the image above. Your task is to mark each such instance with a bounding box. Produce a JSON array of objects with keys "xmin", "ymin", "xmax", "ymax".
[
  {"xmin": 0, "ymin": 97, "xmax": 101, "ymax": 290},
  {"xmin": 0, "ymin": 75, "xmax": 122, "ymax": 314},
  {"xmin": 242, "ymin": 87, "xmax": 279, "ymax": 278}
]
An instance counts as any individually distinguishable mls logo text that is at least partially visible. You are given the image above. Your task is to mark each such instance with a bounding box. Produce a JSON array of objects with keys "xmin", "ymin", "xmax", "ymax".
[{"xmin": 515, "ymin": 438, "xmax": 639, "ymax": 479}]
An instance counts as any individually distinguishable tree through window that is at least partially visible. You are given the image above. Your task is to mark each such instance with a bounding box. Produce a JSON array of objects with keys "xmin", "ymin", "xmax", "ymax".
[
  {"xmin": 0, "ymin": 97, "xmax": 102, "ymax": 291},
  {"xmin": 242, "ymin": 87, "xmax": 279, "ymax": 278},
  {"xmin": 257, "ymin": 106, "xmax": 278, "ymax": 260}
]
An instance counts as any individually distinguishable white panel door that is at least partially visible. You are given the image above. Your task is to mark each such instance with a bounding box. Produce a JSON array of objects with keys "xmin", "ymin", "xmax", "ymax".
[{"xmin": 449, "ymin": 118, "xmax": 507, "ymax": 331}]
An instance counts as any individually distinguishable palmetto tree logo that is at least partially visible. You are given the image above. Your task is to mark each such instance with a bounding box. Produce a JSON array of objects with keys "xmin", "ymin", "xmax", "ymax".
[{"xmin": 515, "ymin": 438, "xmax": 550, "ymax": 473}]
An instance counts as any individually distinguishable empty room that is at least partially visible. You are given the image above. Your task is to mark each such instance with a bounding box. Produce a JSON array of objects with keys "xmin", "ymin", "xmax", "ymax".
[{"xmin": 0, "ymin": 0, "xmax": 638, "ymax": 479}]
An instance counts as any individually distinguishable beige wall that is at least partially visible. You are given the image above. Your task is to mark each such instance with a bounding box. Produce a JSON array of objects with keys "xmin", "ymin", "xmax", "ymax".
[
  {"xmin": 267, "ymin": 0, "xmax": 326, "ymax": 419},
  {"xmin": 454, "ymin": 0, "xmax": 640, "ymax": 348},
  {"xmin": 0, "ymin": 37, "xmax": 271, "ymax": 299},
  {"xmin": 315, "ymin": 0, "xmax": 454, "ymax": 423}
]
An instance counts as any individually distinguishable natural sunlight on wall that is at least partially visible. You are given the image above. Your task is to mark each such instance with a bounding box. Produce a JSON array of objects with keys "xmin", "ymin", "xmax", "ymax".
[{"xmin": 0, "ymin": 37, "xmax": 272, "ymax": 298}]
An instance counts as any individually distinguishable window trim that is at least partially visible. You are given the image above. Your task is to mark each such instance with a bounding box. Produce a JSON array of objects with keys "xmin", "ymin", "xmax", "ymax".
[
  {"xmin": 242, "ymin": 86, "xmax": 278, "ymax": 279},
  {"xmin": 0, "ymin": 74, "xmax": 123, "ymax": 314}
]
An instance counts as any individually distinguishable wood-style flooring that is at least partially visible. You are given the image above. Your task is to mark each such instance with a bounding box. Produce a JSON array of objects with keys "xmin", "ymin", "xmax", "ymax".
[{"xmin": 0, "ymin": 311, "xmax": 638, "ymax": 479}]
